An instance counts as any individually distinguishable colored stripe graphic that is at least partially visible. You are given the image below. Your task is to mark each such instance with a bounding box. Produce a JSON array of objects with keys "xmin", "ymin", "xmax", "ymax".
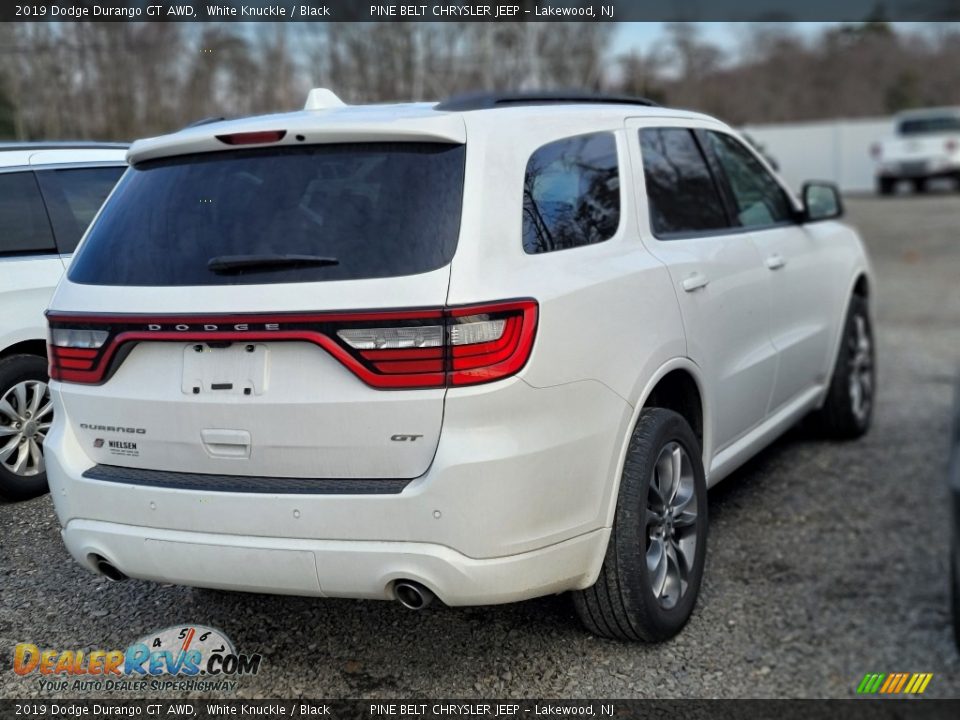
[
  {"xmin": 857, "ymin": 672, "xmax": 932, "ymax": 694},
  {"xmin": 857, "ymin": 673, "xmax": 885, "ymax": 694}
]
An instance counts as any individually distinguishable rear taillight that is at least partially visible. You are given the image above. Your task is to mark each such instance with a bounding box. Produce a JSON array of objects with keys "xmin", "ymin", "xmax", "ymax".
[
  {"xmin": 870, "ymin": 143, "xmax": 882, "ymax": 160},
  {"xmin": 946, "ymin": 139, "xmax": 959, "ymax": 154},
  {"xmin": 46, "ymin": 300, "xmax": 538, "ymax": 390}
]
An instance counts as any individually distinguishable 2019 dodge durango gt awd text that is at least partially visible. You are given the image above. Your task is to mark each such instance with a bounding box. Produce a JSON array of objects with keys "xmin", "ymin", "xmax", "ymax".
[{"xmin": 44, "ymin": 90, "xmax": 875, "ymax": 641}]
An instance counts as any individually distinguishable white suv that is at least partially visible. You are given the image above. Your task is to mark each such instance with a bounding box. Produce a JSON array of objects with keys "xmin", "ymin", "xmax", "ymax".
[
  {"xmin": 44, "ymin": 91, "xmax": 874, "ymax": 641},
  {"xmin": 0, "ymin": 143, "xmax": 125, "ymax": 500}
]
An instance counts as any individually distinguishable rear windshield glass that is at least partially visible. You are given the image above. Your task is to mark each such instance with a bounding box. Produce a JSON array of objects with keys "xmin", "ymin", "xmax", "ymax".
[
  {"xmin": 68, "ymin": 143, "xmax": 465, "ymax": 286},
  {"xmin": 898, "ymin": 115, "xmax": 960, "ymax": 135}
]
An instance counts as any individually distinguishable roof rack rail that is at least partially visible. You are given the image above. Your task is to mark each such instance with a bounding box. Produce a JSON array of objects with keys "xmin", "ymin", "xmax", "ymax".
[
  {"xmin": 434, "ymin": 91, "xmax": 660, "ymax": 112},
  {"xmin": 0, "ymin": 141, "xmax": 128, "ymax": 151}
]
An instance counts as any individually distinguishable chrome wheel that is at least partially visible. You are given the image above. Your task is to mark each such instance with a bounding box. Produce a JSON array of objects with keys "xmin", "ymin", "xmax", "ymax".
[
  {"xmin": 645, "ymin": 442, "xmax": 698, "ymax": 610},
  {"xmin": 848, "ymin": 314, "xmax": 873, "ymax": 424},
  {"xmin": 0, "ymin": 380, "xmax": 52, "ymax": 477}
]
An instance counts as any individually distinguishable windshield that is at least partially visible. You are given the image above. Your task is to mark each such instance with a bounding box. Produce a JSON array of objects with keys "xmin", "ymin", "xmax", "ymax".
[{"xmin": 68, "ymin": 142, "xmax": 465, "ymax": 286}]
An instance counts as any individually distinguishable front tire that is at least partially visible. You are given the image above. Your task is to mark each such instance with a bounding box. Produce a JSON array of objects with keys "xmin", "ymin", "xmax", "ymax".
[
  {"xmin": 812, "ymin": 294, "xmax": 875, "ymax": 439},
  {"xmin": 877, "ymin": 178, "xmax": 896, "ymax": 196},
  {"xmin": 913, "ymin": 178, "xmax": 929, "ymax": 194},
  {"xmin": 573, "ymin": 408, "xmax": 707, "ymax": 642},
  {"xmin": 0, "ymin": 354, "xmax": 53, "ymax": 501}
]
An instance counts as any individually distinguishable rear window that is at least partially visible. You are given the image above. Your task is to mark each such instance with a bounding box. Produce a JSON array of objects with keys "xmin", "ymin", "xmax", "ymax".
[
  {"xmin": 68, "ymin": 143, "xmax": 466, "ymax": 286},
  {"xmin": 898, "ymin": 115, "xmax": 960, "ymax": 135}
]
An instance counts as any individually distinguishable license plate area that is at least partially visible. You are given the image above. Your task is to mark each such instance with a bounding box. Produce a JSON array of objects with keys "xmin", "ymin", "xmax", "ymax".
[{"xmin": 181, "ymin": 343, "xmax": 269, "ymax": 396}]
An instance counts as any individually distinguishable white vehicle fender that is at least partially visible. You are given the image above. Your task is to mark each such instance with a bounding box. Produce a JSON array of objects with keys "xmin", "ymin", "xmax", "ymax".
[
  {"xmin": 818, "ymin": 261, "xmax": 874, "ymax": 405},
  {"xmin": 600, "ymin": 356, "xmax": 710, "ymax": 529}
]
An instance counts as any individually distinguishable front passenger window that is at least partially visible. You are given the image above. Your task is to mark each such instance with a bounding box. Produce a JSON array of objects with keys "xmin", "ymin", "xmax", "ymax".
[{"xmin": 706, "ymin": 132, "xmax": 793, "ymax": 228}]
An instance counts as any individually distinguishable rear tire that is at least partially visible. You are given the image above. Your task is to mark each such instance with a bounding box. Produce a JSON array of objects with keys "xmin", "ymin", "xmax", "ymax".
[
  {"xmin": 0, "ymin": 354, "xmax": 52, "ymax": 501},
  {"xmin": 877, "ymin": 178, "xmax": 896, "ymax": 196},
  {"xmin": 573, "ymin": 408, "xmax": 707, "ymax": 642},
  {"xmin": 913, "ymin": 178, "xmax": 929, "ymax": 194},
  {"xmin": 811, "ymin": 294, "xmax": 874, "ymax": 439}
]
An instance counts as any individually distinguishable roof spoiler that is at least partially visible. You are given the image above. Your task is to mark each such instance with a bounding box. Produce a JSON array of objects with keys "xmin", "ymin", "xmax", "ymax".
[
  {"xmin": 434, "ymin": 91, "xmax": 660, "ymax": 112},
  {"xmin": 304, "ymin": 88, "xmax": 346, "ymax": 111}
]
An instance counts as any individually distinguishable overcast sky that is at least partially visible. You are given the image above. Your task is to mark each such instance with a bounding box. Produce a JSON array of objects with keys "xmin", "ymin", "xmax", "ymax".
[{"xmin": 611, "ymin": 22, "xmax": 935, "ymax": 57}]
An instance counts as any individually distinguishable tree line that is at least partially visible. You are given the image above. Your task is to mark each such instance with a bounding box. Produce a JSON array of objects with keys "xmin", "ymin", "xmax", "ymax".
[{"xmin": 0, "ymin": 21, "xmax": 957, "ymax": 141}]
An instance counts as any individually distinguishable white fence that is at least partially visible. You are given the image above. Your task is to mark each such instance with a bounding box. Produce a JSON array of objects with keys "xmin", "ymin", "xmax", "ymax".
[{"xmin": 743, "ymin": 117, "xmax": 894, "ymax": 194}]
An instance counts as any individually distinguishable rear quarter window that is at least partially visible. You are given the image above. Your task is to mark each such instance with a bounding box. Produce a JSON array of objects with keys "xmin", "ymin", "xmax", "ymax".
[
  {"xmin": 35, "ymin": 166, "xmax": 126, "ymax": 254},
  {"xmin": 0, "ymin": 171, "xmax": 56, "ymax": 256},
  {"xmin": 68, "ymin": 143, "xmax": 466, "ymax": 286},
  {"xmin": 522, "ymin": 132, "xmax": 620, "ymax": 254}
]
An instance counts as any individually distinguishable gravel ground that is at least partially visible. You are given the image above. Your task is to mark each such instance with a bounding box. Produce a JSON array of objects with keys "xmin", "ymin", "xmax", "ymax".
[{"xmin": 2, "ymin": 195, "xmax": 960, "ymax": 700}]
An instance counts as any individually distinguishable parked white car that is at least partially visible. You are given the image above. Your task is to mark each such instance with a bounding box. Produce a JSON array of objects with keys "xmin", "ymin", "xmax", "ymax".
[
  {"xmin": 0, "ymin": 143, "xmax": 125, "ymax": 500},
  {"xmin": 873, "ymin": 107, "xmax": 960, "ymax": 194},
  {"xmin": 44, "ymin": 91, "xmax": 874, "ymax": 641}
]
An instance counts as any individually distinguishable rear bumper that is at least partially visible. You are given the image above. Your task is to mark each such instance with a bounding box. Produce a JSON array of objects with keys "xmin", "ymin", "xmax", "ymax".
[
  {"xmin": 46, "ymin": 376, "xmax": 631, "ymax": 604},
  {"xmin": 60, "ymin": 518, "xmax": 609, "ymax": 605}
]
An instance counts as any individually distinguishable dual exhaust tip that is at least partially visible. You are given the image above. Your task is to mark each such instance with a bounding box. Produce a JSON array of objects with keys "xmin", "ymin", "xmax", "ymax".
[
  {"xmin": 91, "ymin": 554, "xmax": 128, "ymax": 583},
  {"xmin": 394, "ymin": 580, "xmax": 435, "ymax": 611}
]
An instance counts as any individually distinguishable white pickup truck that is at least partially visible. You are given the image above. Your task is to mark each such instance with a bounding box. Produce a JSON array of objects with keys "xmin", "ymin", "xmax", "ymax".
[{"xmin": 873, "ymin": 107, "xmax": 960, "ymax": 195}]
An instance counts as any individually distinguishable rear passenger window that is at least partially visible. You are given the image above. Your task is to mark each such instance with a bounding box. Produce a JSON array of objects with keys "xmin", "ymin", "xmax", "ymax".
[
  {"xmin": 639, "ymin": 128, "xmax": 729, "ymax": 238},
  {"xmin": 705, "ymin": 132, "xmax": 793, "ymax": 228},
  {"xmin": 36, "ymin": 166, "xmax": 126, "ymax": 254},
  {"xmin": 522, "ymin": 132, "xmax": 620, "ymax": 254},
  {"xmin": 0, "ymin": 172, "xmax": 56, "ymax": 256}
]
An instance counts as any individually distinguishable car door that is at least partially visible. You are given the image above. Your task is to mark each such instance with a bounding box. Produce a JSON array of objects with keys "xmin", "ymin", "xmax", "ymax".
[
  {"xmin": 627, "ymin": 121, "xmax": 777, "ymax": 458},
  {"xmin": 702, "ymin": 130, "xmax": 837, "ymax": 412}
]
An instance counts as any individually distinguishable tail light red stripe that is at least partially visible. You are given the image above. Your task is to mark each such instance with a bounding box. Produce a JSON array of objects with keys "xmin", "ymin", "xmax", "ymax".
[
  {"xmin": 370, "ymin": 359, "xmax": 445, "ymax": 374},
  {"xmin": 55, "ymin": 357, "xmax": 97, "ymax": 370},
  {"xmin": 52, "ymin": 347, "xmax": 99, "ymax": 359},
  {"xmin": 360, "ymin": 347, "xmax": 443, "ymax": 361},
  {"xmin": 46, "ymin": 300, "xmax": 537, "ymax": 390}
]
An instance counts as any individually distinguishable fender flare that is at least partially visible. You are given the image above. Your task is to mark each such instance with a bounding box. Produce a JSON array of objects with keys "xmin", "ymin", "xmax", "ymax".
[
  {"xmin": 601, "ymin": 356, "xmax": 710, "ymax": 528},
  {"xmin": 817, "ymin": 267, "xmax": 873, "ymax": 408}
]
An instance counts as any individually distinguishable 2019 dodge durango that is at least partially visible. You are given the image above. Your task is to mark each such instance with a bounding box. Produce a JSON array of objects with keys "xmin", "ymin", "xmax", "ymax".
[{"xmin": 44, "ymin": 90, "xmax": 874, "ymax": 641}]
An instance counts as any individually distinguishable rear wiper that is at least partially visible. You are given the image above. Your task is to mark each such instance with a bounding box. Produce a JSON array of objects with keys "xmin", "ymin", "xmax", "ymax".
[{"xmin": 207, "ymin": 254, "xmax": 340, "ymax": 274}]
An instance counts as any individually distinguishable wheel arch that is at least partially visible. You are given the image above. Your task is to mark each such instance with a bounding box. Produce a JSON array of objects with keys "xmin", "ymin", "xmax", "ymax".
[
  {"xmin": 602, "ymin": 358, "xmax": 711, "ymax": 528},
  {"xmin": 1, "ymin": 339, "xmax": 49, "ymax": 362},
  {"xmin": 817, "ymin": 268, "xmax": 873, "ymax": 409}
]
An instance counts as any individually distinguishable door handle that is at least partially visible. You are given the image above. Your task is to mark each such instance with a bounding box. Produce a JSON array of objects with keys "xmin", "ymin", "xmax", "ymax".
[
  {"xmin": 682, "ymin": 272, "xmax": 709, "ymax": 292},
  {"xmin": 765, "ymin": 254, "xmax": 787, "ymax": 270}
]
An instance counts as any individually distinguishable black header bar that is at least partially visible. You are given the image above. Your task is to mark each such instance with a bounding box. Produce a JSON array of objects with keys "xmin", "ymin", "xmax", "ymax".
[{"xmin": 5, "ymin": 0, "xmax": 960, "ymax": 22}]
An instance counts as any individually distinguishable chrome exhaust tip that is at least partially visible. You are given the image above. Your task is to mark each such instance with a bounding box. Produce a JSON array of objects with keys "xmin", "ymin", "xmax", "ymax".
[
  {"xmin": 91, "ymin": 555, "xmax": 128, "ymax": 583},
  {"xmin": 394, "ymin": 580, "xmax": 435, "ymax": 611}
]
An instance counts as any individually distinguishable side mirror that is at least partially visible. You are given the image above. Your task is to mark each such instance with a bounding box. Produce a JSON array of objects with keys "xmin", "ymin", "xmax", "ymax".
[{"xmin": 801, "ymin": 181, "xmax": 844, "ymax": 222}]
